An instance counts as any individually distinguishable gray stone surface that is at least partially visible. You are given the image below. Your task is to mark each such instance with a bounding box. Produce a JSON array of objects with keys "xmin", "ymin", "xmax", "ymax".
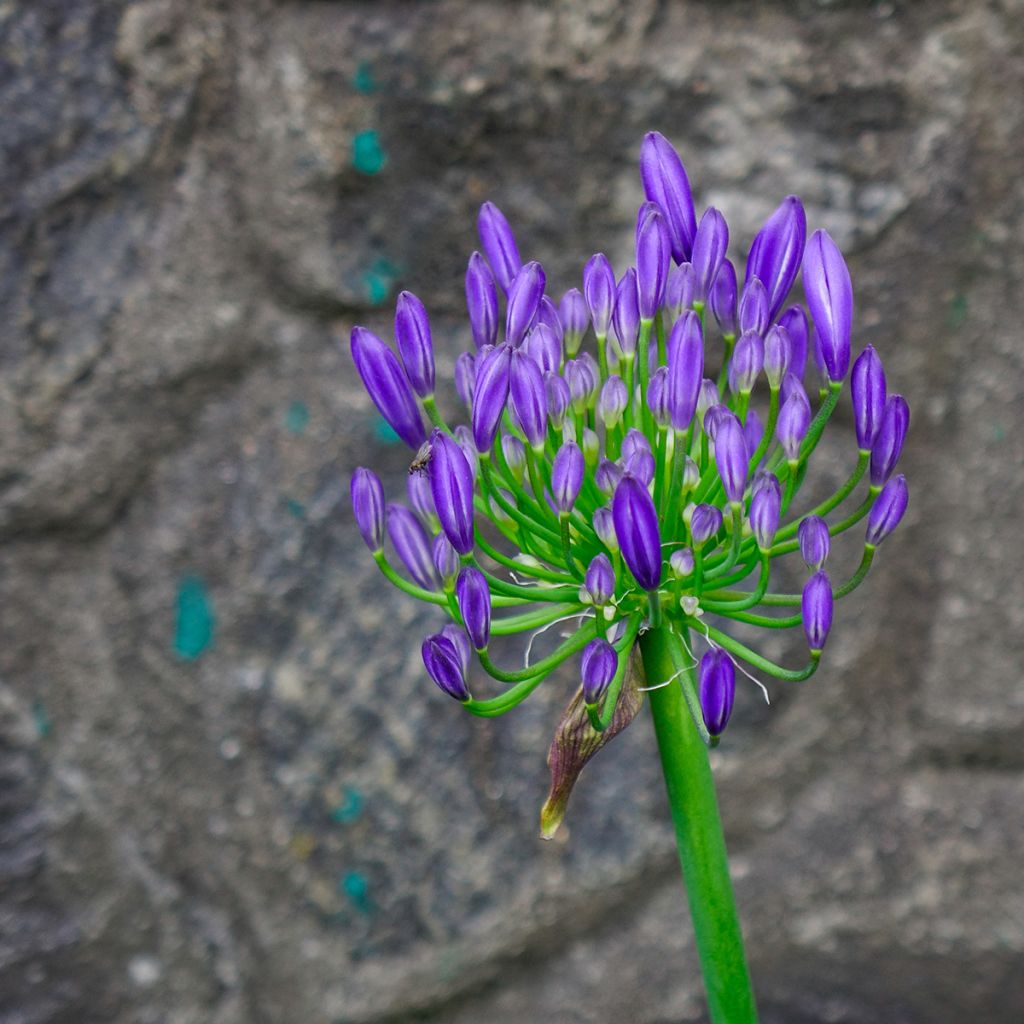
[{"xmin": 1, "ymin": 1, "xmax": 1022, "ymax": 1022}]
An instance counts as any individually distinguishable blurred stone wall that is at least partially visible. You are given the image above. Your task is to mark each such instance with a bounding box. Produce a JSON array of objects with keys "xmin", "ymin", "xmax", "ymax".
[{"xmin": 2, "ymin": 1, "xmax": 1023, "ymax": 1022}]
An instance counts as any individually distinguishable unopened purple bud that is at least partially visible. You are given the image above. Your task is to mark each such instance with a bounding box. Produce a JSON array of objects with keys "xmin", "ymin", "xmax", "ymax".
[
  {"xmin": 728, "ymin": 330, "xmax": 764, "ymax": 395},
  {"xmin": 802, "ymin": 571, "xmax": 833, "ymax": 653},
  {"xmin": 545, "ymin": 372, "xmax": 570, "ymax": 430},
  {"xmin": 472, "ymin": 343, "xmax": 513, "ymax": 452},
  {"xmin": 453, "ymin": 424, "xmax": 479, "ymax": 481},
  {"xmin": 440, "ymin": 623, "xmax": 472, "ymax": 676},
  {"xmin": 536, "ymin": 295, "xmax": 563, "ymax": 342},
  {"xmin": 505, "ymin": 261, "xmax": 546, "ymax": 347},
  {"xmin": 670, "ymin": 547, "xmax": 695, "ymax": 578},
  {"xmin": 779, "ymin": 371, "xmax": 805, "ymax": 408},
  {"xmin": 454, "ymin": 351, "xmax": 476, "ymax": 409},
  {"xmin": 699, "ymin": 649, "xmax": 736, "ymax": 737},
  {"xmin": 456, "ymin": 566, "xmax": 491, "ymax": 651},
  {"xmin": 749, "ymin": 481, "xmax": 781, "ymax": 551},
  {"xmin": 422, "ymin": 633, "xmax": 471, "ymax": 702},
  {"xmin": 778, "ymin": 305, "xmax": 808, "ymax": 381},
  {"xmin": 502, "ymin": 433, "xmax": 526, "ymax": 482},
  {"xmin": 647, "ymin": 367, "xmax": 671, "ymax": 427},
  {"xmin": 714, "ymin": 413, "xmax": 748, "ymax": 505},
  {"xmin": 665, "ymin": 262, "xmax": 697, "ymax": 321},
  {"xmin": 599, "ymin": 375, "xmax": 629, "ymax": 428},
  {"xmin": 612, "ymin": 269, "xmax": 641, "ymax": 356},
  {"xmin": 477, "ymin": 201, "xmax": 522, "ymax": 294},
  {"xmin": 691, "ymin": 207, "xmax": 729, "ymax": 301},
  {"xmin": 581, "ymin": 427, "xmax": 600, "ymax": 467},
  {"xmin": 743, "ymin": 408, "xmax": 764, "ymax": 463},
  {"xmin": 636, "ymin": 202, "xmax": 671, "ymax": 319},
  {"xmin": 612, "ymin": 474, "xmax": 662, "ymax": 590},
  {"xmin": 739, "ymin": 277, "xmax": 769, "ymax": 336},
  {"xmin": 565, "ymin": 358, "xmax": 597, "ymax": 414},
  {"xmin": 581, "ymin": 638, "xmax": 618, "ymax": 705},
  {"xmin": 560, "ymin": 288, "xmax": 590, "ymax": 356},
  {"xmin": 394, "ymin": 290, "xmax": 435, "ymax": 398},
  {"xmin": 689, "ymin": 503, "xmax": 723, "ymax": 546},
  {"xmin": 583, "ymin": 253, "xmax": 616, "ymax": 338},
  {"xmin": 798, "ymin": 515, "xmax": 830, "ymax": 571},
  {"xmin": 351, "ymin": 326, "xmax": 427, "ymax": 449},
  {"xmin": 751, "ymin": 469, "xmax": 781, "ymax": 500},
  {"xmin": 427, "ymin": 428, "xmax": 475, "ymax": 555},
  {"xmin": 764, "ymin": 325, "xmax": 791, "ymax": 391},
  {"xmin": 522, "ymin": 323, "xmax": 562, "ymax": 376},
  {"xmin": 623, "ymin": 446, "xmax": 655, "ymax": 487},
  {"xmin": 777, "ymin": 387, "xmax": 811, "ymax": 463},
  {"xmin": 351, "ymin": 467, "xmax": 386, "ymax": 552},
  {"xmin": 668, "ymin": 310, "xmax": 704, "ymax": 431},
  {"xmin": 869, "ymin": 394, "xmax": 909, "ymax": 488},
  {"xmin": 387, "ymin": 503, "xmax": 439, "ymax": 590},
  {"xmin": 866, "ymin": 474, "xmax": 908, "ymax": 547},
  {"xmin": 595, "ymin": 458, "xmax": 624, "ymax": 497},
  {"xmin": 710, "ymin": 259, "xmax": 739, "ymax": 337},
  {"xmin": 590, "ymin": 509, "xmax": 617, "ymax": 556},
  {"xmin": 851, "ymin": 345, "xmax": 887, "ymax": 452},
  {"xmin": 585, "ymin": 554, "xmax": 615, "ymax": 607},
  {"xmin": 551, "ymin": 442, "xmax": 585, "ymax": 513},
  {"xmin": 640, "ymin": 131, "xmax": 697, "ymax": 263},
  {"xmin": 407, "ymin": 470, "xmax": 438, "ymax": 530},
  {"xmin": 703, "ymin": 403, "xmax": 732, "ymax": 442},
  {"xmin": 745, "ymin": 195, "xmax": 807, "ymax": 321},
  {"xmin": 682, "ymin": 455, "xmax": 700, "ymax": 491},
  {"xmin": 696, "ymin": 378, "xmax": 720, "ymax": 426},
  {"xmin": 803, "ymin": 229, "xmax": 853, "ymax": 382},
  {"xmin": 433, "ymin": 533, "xmax": 461, "ymax": 587},
  {"xmin": 466, "ymin": 252, "xmax": 499, "ymax": 349},
  {"xmin": 510, "ymin": 348, "xmax": 548, "ymax": 449},
  {"xmin": 620, "ymin": 428, "xmax": 651, "ymax": 464}
]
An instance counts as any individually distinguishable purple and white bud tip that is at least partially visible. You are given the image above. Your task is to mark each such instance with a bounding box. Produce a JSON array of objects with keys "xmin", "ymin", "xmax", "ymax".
[
  {"xmin": 422, "ymin": 632, "xmax": 471, "ymax": 702},
  {"xmin": 351, "ymin": 467, "xmax": 386, "ymax": 553},
  {"xmin": 866, "ymin": 474, "xmax": 908, "ymax": 548},
  {"xmin": 456, "ymin": 566, "xmax": 492, "ymax": 651},
  {"xmin": 581, "ymin": 638, "xmax": 619, "ymax": 706},
  {"xmin": 802, "ymin": 570, "xmax": 834, "ymax": 654}
]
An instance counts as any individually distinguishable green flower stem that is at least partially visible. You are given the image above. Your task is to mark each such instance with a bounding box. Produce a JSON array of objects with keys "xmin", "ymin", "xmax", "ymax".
[
  {"xmin": 597, "ymin": 333, "xmax": 609, "ymax": 380},
  {"xmin": 742, "ymin": 548, "xmax": 876, "ymax": 607},
  {"xmin": 663, "ymin": 627, "xmax": 712, "ymax": 746},
  {"xmin": 702, "ymin": 557, "xmax": 770, "ymax": 611},
  {"xmin": 463, "ymin": 673, "xmax": 547, "ymax": 717},
  {"xmin": 774, "ymin": 452, "xmax": 868, "ymax": 542},
  {"xmin": 473, "ymin": 529, "xmax": 574, "ymax": 584},
  {"xmin": 421, "ymin": 395, "xmax": 450, "ymax": 432},
  {"xmin": 478, "ymin": 618, "xmax": 597, "ymax": 683},
  {"xmin": 526, "ymin": 446, "xmax": 549, "ymax": 505},
  {"xmin": 640, "ymin": 625, "xmax": 759, "ymax": 1024},
  {"xmin": 559, "ymin": 514, "xmax": 573, "ymax": 568},
  {"xmin": 480, "ymin": 460, "xmax": 562, "ymax": 546},
  {"xmin": 637, "ymin": 319, "xmax": 654, "ymax": 435},
  {"xmin": 490, "ymin": 603, "xmax": 583, "ymax": 636},
  {"xmin": 715, "ymin": 333, "xmax": 736, "ymax": 392},
  {"xmin": 473, "ymin": 564, "xmax": 580, "ymax": 604},
  {"xmin": 373, "ymin": 554, "xmax": 449, "ymax": 606},
  {"xmin": 748, "ymin": 388, "xmax": 779, "ymax": 473},
  {"xmin": 622, "ymin": 354, "xmax": 636, "ymax": 432},
  {"xmin": 691, "ymin": 620, "xmax": 820, "ymax": 681},
  {"xmin": 655, "ymin": 310, "xmax": 667, "ymax": 364},
  {"xmin": 586, "ymin": 614, "xmax": 643, "ymax": 732},
  {"xmin": 770, "ymin": 492, "xmax": 873, "ymax": 557}
]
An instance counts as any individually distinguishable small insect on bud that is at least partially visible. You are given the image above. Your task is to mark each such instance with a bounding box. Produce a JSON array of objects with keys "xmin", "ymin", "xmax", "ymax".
[
  {"xmin": 699, "ymin": 649, "xmax": 736, "ymax": 738},
  {"xmin": 581, "ymin": 638, "xmax": 619, "ymax": 706}
]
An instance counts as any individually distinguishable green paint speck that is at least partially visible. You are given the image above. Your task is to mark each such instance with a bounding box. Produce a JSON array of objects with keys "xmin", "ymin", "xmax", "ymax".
[
  {"xmin": 285, "ymin": 400, "xmax": 310, "ymax": 434},
  {"xmin": 174, "ymin": 576, "xmax": 214, "ymax": 660},
  {"xmin": 361, "ymin": 256, "xmax": 399, "ymax": 307},
  {"xmin": 354, "ymin": 62, "xmax": 376, "ymax": 94},
  {"xmin": 32, "ymin": 700, "xmax": 51, "ymax": 739},
  {"xmin": 948, "ymin": 293, "xmax": 968, "ymax": 329},
  {"xmin": 331, "ymin": 786, "xmax": 364, "ymax": 824},
  {"xmin": 285, "ymin": 498, "xmax": 306, "ymax": 519},
  {"xmin": 340, "ymin": 871, "xmax": 372, "ymax": 913},
  {"xmin": 352, "ymin": 130, "xmax": 386, "ymax": 176},
  {"xmin": 993, "ymin": 422, "xmax": 1006, "ymax": 442},
  {"xmin": 373, "ymin": 418, "xmax": 400, "ymax": 444}
]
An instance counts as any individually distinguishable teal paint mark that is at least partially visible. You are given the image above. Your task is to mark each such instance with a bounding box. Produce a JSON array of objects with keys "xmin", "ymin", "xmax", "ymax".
[
  {"xmin": 361, "ymin": 256, "xmax": 400, "ymax": 307},
  {"xmin": 993, "ymin": 422, "xmax": 1006, "ymax": 442},
  {"xmin": 31, "ymin": 700, "xmax": 51, "ymax": 739},
  {"xmin": 373, "ymin": 418, "xmax": 400, "ymax": 444},
  {"xmin": 353, "ymin": 62, "xmax": 376, "ymax": 95},
  {"xmin": 174, "ymin": 576, "xmax": 215, "ymax": 660},
  {"xmin": 340, "ymin": 871, "xmax": 372, "ymax": 914},
  {"xmin": 285, "ymin": 498, "xmax": 306, "ymax": 520},
  {"xmin": 948, "ymin": 293, "xmax": 968, "ymax": 329},
  {"xmin": 352, "ymin": 130, "xmax": 387, "ymax": 176},
  {"xmin": 285, "ymin": 400, "xmax": 310, "ymax": 434},
  {"xmin": 331, "ymin": 786, "xmax": 364, "ymax": 824}
]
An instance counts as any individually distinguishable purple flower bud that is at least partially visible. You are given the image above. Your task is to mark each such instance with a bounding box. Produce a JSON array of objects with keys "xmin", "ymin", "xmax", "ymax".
[
  {"xmin": 599, "ymin": 375, "xmax": 628, "ymax": 428},
  {"xmin": 595, "ymin": 458, "xmax": 624, "ymax": 497},
  {"xmin": 565, "ymin": 358, "xmax": 595, "ymax": 414},
  {"xmin": 613, "ymin": 474, "xmax": 662, "ymax": 590},
  {"xmin": 585, "ymin": 554, "xmax": 615, "ymax": 606},
  {"xmin": 593, "ymin": 506, "xmax": 619, "ymax": 553},
  {"xmin": 682, "ymin": 455, "xmax": 700, "ymax": 491},
  {"xmin": 699, "ymin": 649, "xmax": 735, "ymax": 737},
  {"xmin": 454, "ymin": 351, "xmax": 476, "ymax": 409},
  {"xmin": 710, "ymin": 259, "xmax": 739, "ymax": 337},
  {"xmin": 551, "ymin": 442, "xmax": 585, "ymax": 513},
  {"xmin": 427, "ymin": 428, "xmax": 475, "ymax": 555},
  {"xmin": 752, "ymin": 469, "xmax": 781, "ymax": 500},
  {"xmin": 612, "ymin": 269, "xmax": 641, "ymax": 357},
  {"xmin": 640, "ymin": 131, "xmax": 697, "ymax": 263},
  {"xmin": 422, "ymin": 633, "xmax": 471, "ymax": 702},
  {"xmin": 745, "ymin": 196, "xmax": 807, "ymax": 321},
  {"xmin": 743, "ymin": 408, "xmax": 764, "ymax": 463},
  {"xmin": 779, "ymin": 371, "xmax": 805, "ymax": 408},
  {"xmin": 510, "ymin": 348, "xmax": 548, "ymax": 449},
  {"xmin": 505, "ymin": 261, "xmax": 546, "ymax": 347},
  {"xmin": 810, "ymin": 324, "xmax": 831, "ymax": 393},
  {"xmin": 583, "ymin": 253, "xmax": 616, "ymax": 338},
  {"xmin": 763, "ymin": 325, "xmax": 791, "ymax": 391},
  {"xmin": 407, "ymin": 470, "xmax": 437, "ymax": 529},
  {"xmin": 715, "ymin": 413, "xmax": 748, "ymax": 505},
  {"xmin": 798, "ymin": 515, "xmax": 830, "ymax": 571},
  {"xmin": 620, "ymin": 428, "xmax": 651, "ymax": 464},
  {"xmin": 665, "ymin": 263, "xmax": 696, "ymax": 322},
  {"xmin": 777, "ymin": 387, "xmax": 811, "ymax": 463},
  {"xmin": 501, "ymin": 433, "xmax": 526, "ymax": 481},
  {"xmin": 703, "ymin": 403, "xmax": 732, "ymax": 442},
  {"xmin": 667, "ymin": 309, "xmax": 704, "ymax": 431},
  {"xmin": 522, "ymin": 323, "xmax": 562, "ymax": 376},
  {"xmin": 465, "ymin": 252, "xmax": 499, "ymax": 350},
  {"xmin": 869, "ymin": 395, "xmax": 909, "ymax": 488},
  {"xmin": 749, "ymin": 480, "xmax": 781, "ymax": 551},
  {"xmin": 440, "ymin": 622, "xmax": 471, "ymax": 675},
  {"xmin": 472, "ymin": 343, "xmax": 513, "ymax": 452},
  {"xmin": 456, "ymin": 566, "xmax": 491, "ymax": 651},
  {"xmin": 802, "ymin": 570, "xmax": 833, "ymax": 653},
  {"xmin": 433, "ymin": 533, "xmax": 461, "ymax": 587},
  {"xmin": 351, "ymin": 327, "xmax": 426, "ymax": 449},
  {"xmin": 545, "ymin": 372, "xmax": 571, "ymax": 429},
  {"xmin": 477, "ymin": 201, "xmax": 522, "ymax": 294},
  {"xmin": 387, "ymin": 503, "xmax": 439, "ymax": 590},
  {"xmin": 696, "ymin": 377, "xmax": 720, "ymax": 426},
  {"xmin": 623, "ymin": 446, "xmax": 655, "ymax": 487},
  {"xmin": 691, "ymin": 207, "xmax": 729, "ymax": 301},
  {"xmin": 536, "ymin": 295, "xmax": 563, "ymax": 342},
  {"xmin": 453, "ymin": 424, "xmax": 479, "ymax": 481},
  {"xmin": 581, "ymin": 427, "xmax": 600, "ymax": 466},
  {"xmin": 739, "ymin": 277, "xmax": 769, "ymax": 336},
  {"xmin": 778, "ymin": 305, "xmax": 808, "ymax": 380},
  {"xmin": 647, "ymin": 366, "xmax": 671, "ymax": 427},
  {"xmin": 581, "ymin": 638, "xmax": 618, "ymax": 705},
  {"xmin": 803, "ymin": 229, "xmax": 853, "ymax": 382},
  {"xmin": 866, "ymin": 474, "xmax": 909, "ymax": 547},
  {"xmin": 851, "ymin": 345, "xmax": 887, "ymax": 452},
  {"xmin": 670, "ymin": 547, "xmax": 695, "ymax": 578},
  {"xmin": 728, "ymin": 330, "xmax": 764, "ymax": 395},
  {"xmin": 636, "ymin": 202, "xmax": 671, "ymax": 319},
  {"xmin": 351, "ymin": 467, "xmax": 386, "ymax": 552},
  {"xmin": 689, "ymin": 503, "xmax": 724, "ymax": 546},
  {"xmin": 394, "ymin": 290, "xmax": 435, "ymax": 397},
  {"xmin": 560, "ymin": 288, "xmax": 590, "ymax": 356}
]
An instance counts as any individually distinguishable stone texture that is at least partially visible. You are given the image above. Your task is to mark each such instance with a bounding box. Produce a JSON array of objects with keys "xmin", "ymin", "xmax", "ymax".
[{"xmin": 2, "ymin": 1, "xmax": 1023, "ymax": 1022}]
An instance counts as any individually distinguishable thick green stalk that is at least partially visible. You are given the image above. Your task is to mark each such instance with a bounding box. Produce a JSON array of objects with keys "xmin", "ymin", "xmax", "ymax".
[{"xmin": 640, "ymin": 627, "xmax": 759, "ymax": 1024}]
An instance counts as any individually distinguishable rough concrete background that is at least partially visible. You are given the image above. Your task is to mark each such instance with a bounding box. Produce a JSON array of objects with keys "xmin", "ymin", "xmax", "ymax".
[{"xmin": 1, "ymin": 1, "xmax": 1022, "ymax": 1021}]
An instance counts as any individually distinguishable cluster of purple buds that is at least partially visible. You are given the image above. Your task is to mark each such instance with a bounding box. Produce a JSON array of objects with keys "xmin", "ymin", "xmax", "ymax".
[{"xmin": 350, "ymin": 131, "xmax": 910, "ymax": 747}]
